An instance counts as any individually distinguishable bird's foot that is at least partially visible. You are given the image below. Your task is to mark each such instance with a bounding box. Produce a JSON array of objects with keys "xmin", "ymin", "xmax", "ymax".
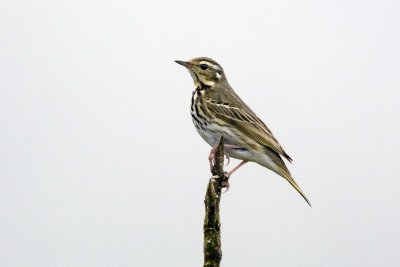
[
  {"xmin": 208, "ymin": 147, "xmax": 218, "ymax": 170},
  {"xmin": 221, "ymin": 172, "xmax": 230, "ymax": 193},
  {"xmin": 210, "ymin": 172, "xmax": 230, "ymax": 194},
  {"xmin": 225, "ymin": 153, "xmax": 230, "ymax": 166},
  {"xmin": 208, "ymin": 144, "xmax": 242, "ymax": 170},
  {"xmin": 208, "ymin": 147, "xmax": 231, "ymax": 170}
]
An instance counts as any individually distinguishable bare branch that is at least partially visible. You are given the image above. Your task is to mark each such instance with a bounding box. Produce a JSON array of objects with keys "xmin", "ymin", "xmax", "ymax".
[{"xmin": 203, "ymin": 136, "xmax": 229, "ymax": 267}]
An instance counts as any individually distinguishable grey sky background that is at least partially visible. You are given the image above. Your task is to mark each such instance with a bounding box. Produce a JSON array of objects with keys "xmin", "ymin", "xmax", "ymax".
[{"xmin": 1, "ymin": 1, "xmax": 400, "ymax": 266}]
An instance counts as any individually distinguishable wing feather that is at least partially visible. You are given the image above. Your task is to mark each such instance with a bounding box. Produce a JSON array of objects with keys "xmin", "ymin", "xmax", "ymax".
[{"xmin": 205, "ymin": 98, "xmax": 292, "ymax": 162}]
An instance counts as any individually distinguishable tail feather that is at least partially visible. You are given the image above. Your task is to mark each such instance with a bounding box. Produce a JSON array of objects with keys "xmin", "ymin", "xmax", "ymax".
[
  {"xmin": 274, "ymin": 165, "xmax": 311, "ymax": 207},
  {"xmin": 258, "ymin": 148, "xmax": 311, "ymax": 206},
  {"xmin": 284, "ymin": 174, "xmax": 312, "ymax": 207}
]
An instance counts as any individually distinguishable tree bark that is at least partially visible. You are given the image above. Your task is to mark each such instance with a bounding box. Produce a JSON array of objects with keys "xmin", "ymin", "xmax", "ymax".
[{"xmin": 203, "ymin": 136, "xmax": 229, "ymax": 267}]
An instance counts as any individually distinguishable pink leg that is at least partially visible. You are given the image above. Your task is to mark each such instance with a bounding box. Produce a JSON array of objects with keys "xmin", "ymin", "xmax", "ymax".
[
  {"xmin": 208, "ymin": 144, "xmax": 242, "ymax": 168},
  {"xmin": 208, "ymin": 147, "xmax": 218, "ymax": 169},
  {"xmin": 228, "ymin": 160, "xmax": 248, "ymax": 176}
]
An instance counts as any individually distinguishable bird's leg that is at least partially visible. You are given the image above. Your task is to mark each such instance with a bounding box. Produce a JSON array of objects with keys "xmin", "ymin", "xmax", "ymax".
[
  {"xmin": 208, "ymin": 147, "xmax": 218, "ymax": 169},
  {"xmin": 208, "ymin": 144, "xmax": 241, "ymax": 169},
  {"xmin": 227, "ymin": 160, "xmax": 248, "ymax": 176}
]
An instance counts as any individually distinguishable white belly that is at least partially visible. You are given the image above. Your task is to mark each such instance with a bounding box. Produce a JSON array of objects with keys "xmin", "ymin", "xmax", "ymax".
[
  {"xmin": 192, "ymin": 117, "xmax": 280, "ymax": 172},
  {"xmin": 193, "ymin": 119, "xmax": 254, "ymax": 160}
]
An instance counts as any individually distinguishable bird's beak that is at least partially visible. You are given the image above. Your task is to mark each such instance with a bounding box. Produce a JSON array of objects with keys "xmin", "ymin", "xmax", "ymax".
[{"xmin": 175, "ymin": 60, "xmax": 192, "ymax": 69}]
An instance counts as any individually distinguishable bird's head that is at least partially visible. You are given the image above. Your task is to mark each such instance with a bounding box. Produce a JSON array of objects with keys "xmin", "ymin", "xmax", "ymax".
[{"xmin": 175, "ymin": 57, "xmax": 227, "ymax": 87}]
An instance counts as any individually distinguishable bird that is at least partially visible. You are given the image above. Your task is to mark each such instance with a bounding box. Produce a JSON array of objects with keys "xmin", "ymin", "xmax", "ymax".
[{"xmin": 175, "ymin": 57, "xmax": 311, "ymax": 206}]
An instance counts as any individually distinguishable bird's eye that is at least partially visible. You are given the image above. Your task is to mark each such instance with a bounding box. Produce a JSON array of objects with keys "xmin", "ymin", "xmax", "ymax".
[{"xmin": 199, "ymin": 64, "xmax": 209, "ymax": 70}]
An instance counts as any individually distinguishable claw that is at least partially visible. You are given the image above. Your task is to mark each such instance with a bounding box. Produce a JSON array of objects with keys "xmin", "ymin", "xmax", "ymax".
[
  {"xmin": 225, "ymin": 153, "xmax": 230, "ymax": 166},
  {"xmin": 222, "ymin": 182, "xmax": 230, "ymax": 193},
  {"xmin": 221, "ymin": 172, "xmax": 230, "ymax": 193}
]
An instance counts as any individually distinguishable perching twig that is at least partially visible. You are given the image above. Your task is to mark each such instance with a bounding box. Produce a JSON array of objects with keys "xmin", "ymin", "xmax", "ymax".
[{"xmin": 203, "ymin": 136, "xmax": 230, "ymax": 267}]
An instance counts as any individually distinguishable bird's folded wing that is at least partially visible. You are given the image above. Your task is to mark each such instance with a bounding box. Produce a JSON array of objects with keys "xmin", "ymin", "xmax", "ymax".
[{"xmin": 205, "ymin": 99, "xmax": 292, "ymax": 162}]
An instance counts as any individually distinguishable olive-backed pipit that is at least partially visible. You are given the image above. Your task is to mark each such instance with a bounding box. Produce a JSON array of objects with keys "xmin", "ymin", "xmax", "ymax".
[{"xmin": 175, "ymin": 57, "xmax": 311, "ymax": 206}]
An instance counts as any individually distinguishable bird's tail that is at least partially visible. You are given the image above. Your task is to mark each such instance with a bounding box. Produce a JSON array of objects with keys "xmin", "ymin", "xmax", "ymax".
[
  {"xmin": 257, "ymin": 149, "xmax": 311, "ymax": 206},
  {"xmin": 276, "ymin": 168, "xmax": 312, "ymax": 207},
  {"xmin": 286, "ymin": 175, "xmax": 312, "ymax": 207}
]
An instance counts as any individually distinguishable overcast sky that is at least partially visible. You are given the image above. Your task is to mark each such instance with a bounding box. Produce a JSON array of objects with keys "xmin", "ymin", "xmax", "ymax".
[{"xmin": 1, "ymin": 1, "xmax": 400, "ymax": 266}]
